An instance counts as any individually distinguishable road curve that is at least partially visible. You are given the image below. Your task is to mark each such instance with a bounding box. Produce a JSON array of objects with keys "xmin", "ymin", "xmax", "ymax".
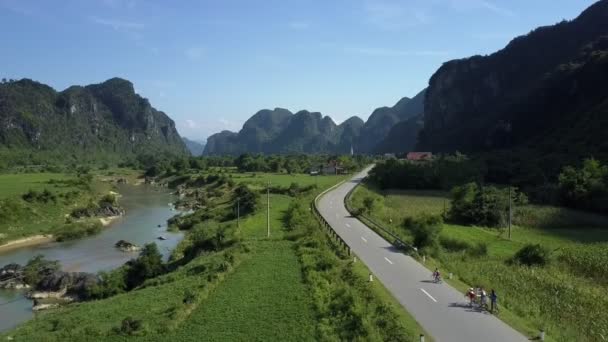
[{"xmin": 317, "ymin": 167, "xmax": 528, "ymax": 342}]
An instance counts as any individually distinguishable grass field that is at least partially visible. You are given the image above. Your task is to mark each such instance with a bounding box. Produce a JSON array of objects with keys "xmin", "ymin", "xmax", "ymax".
[
  {"xmin": 0, "ymin": 173, "xmax": 75, "ymax": 199},
  {"xmin": 351, "ymin": 183, "xmax": 608, "ymax": 342},
  {"xmin": 0, "ymin": 171, "xmax": 126, "ymax": 244}
]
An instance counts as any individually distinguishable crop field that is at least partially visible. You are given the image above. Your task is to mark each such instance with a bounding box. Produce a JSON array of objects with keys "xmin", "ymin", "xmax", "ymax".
[
  {"xmin": 351, "ymin": 183, "xmax": 608, "ymax": 342},
  {"xmin": 165, "ymin": 240, "xmax": 316, "ymax": 342}
]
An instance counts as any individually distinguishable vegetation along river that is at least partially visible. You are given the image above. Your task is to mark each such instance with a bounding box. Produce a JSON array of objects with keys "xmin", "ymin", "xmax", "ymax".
[{"xmin": 0, "ymin": 184, "xmax": 184, "ymax": 332}]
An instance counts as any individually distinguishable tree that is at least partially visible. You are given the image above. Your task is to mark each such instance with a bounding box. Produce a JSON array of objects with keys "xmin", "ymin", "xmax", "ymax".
[
  {"xmin": 23, "ymin": 255, "xmax": 60, "ymax": 287},
  {"xmin": 362, "ymin": 196, "xmax": 377, "ymax": 215},
  {"xmin": 125, "ymin": 243, "xmax": 164, "ymax": 289},
  {"xmin": 233, "ymin": 184, "xmax": 258, "ymax": 216},
  {"xmin": 403, "ymin": 214, "xmax": 443, "ymax": 250},
  {"xmin": 558, "ymin": 158, "xmax": 608, "ymax": 212}
]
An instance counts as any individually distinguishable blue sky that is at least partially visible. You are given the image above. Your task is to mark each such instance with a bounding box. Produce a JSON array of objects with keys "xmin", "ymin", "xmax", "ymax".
[{"xmin": 0, "ymin": 0, "xmax": 597, "ymax": 140}]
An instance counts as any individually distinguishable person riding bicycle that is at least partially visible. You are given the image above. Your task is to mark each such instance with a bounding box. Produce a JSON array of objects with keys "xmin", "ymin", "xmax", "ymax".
[
  {"xmin": 432, "ymin": 268, "xmax": 441, "ymax": 282},
  {"xmin": 466, "ymin": 288, "xmax": 476, "ymax": 307}
]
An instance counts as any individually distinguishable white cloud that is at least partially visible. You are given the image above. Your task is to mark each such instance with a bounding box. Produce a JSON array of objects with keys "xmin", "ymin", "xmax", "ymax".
[
  {"xmin": 185, "ymin": 119, "xmax": 198, "ymax": 129},
  {"xmin": 91, "ymin": 17, "xmax": 144, "ymax": 31},
  {"xmin": 185, "ymin": 47, "xmax": 205, "ymax": 61},
  {"xmin": 478, "ymin": 0, "xmax": 516, "ymax": 18},
  {"xmin": 363, "ymin": 0, "xmax": 430, "ymax": 30},
  {"xmin": 449, "ymin": 0, "xmax": 516, "ymax": 18},
  {"xmin": 289, "ymin": 21, "xmax": 310, "ymax": 30}
]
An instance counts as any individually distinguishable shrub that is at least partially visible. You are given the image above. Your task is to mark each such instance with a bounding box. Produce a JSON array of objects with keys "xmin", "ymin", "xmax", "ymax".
[
  {"xmin": 125, "ymin": 243, "xmax": 165, "ymax": 289},
  {"xmin": 403, "ymin": 214, "xmax": 443, "ymax": 250},
  {"xmin": 468, "ymin": 242, "xmax": 488, "ymax": 257},
  {"xmin": 449, "ymin": 182, "xmax": 527, "ymax": 228},
  {"xmin": 512, "ymin": 244, "xmax": 550, "ymax": 266},
  {"xmin": 23, "ymin": 255, "xmax": 60, "ymax": 287},
  {"xmin": 55, "ymin": 221, "xmax": 102, "ymax": 241},
  {"xmin": 114, "ymin": 317, "xmax": 143, "ymax": 336},
  {"xmin": 439, "ymin": 236, "xmax": 471, "ymax": 252}
]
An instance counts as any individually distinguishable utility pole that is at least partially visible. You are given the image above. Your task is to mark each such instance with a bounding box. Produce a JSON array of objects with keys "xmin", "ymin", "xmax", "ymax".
[
  {"xmin": 267, "ymin": 181, "xmax": 270, "ymax": 238},
  {"xmin": 508, "ymin": 185, "xmax": 512, "ymax": 240}
]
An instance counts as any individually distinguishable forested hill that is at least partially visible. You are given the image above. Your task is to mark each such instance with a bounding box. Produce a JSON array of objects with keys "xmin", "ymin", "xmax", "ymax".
[
  {"xmin": 0, "ymin": 78, "xmax": 188, "ymax": 165},
  {"xmin": 203, "ymin": 108, "xmax": 364, "ymax": 155},
  {"xmin": 204, "ymin": 90, "xmax": 425, "ymax": 155},
  {"xmin": 418, "ymin": 0, "xmax": 608, "ymax": 163}
]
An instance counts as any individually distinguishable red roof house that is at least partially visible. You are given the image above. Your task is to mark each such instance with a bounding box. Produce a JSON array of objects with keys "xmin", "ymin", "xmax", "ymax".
[{"xmin": 406, "ymin": 152, "xmax": 433, "ymax": 161}]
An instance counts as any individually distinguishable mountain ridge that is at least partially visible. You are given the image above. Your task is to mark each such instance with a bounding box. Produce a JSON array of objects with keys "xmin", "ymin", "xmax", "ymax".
[{"xmin": 0, "ymin": 77, "xmax": 188, "ymax": 164}]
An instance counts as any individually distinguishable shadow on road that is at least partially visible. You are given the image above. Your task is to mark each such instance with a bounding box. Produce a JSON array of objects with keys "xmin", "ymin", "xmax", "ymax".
[{"xmin": 448, "ymin": 302, "xmax": 491, "ymax": 314}]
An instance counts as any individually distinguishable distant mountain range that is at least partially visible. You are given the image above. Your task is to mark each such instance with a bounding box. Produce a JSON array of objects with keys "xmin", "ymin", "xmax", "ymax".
[
  {"xmin": 418, "ymin": 0, "xmax": 608, "ymax": 163},
  {"xmin": 203, "ymin": 90, "xmax": 425, "ymax": 155},
  {"xmin": 182, "ymin": 137, "xmax": 206, "ymax": 156},
  {"xmin": 204, "ymin": 109, "xmax": 363, "ymax": 155},
  {"xmin": 0, "ymin": 78, "xmax": 188, "ymax": 163}
]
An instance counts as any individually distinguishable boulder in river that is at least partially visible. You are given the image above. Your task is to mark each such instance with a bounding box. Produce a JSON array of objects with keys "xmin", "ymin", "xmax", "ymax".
[
  {"xmin": 115, "ymin": 240, "xmax": 141, "ymax": 252},
  {"xmin": 0, "ymin": 263, "xmax": 28, "ymax": 289}
]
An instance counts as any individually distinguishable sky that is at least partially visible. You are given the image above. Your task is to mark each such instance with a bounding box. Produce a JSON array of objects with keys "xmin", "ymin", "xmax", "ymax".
[{"xmin": 0, "ymin": 0, "xmax": 597, "ymax": 141}]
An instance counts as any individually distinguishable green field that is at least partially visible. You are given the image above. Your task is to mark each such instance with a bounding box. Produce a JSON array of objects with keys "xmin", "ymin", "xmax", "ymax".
[
  {"xmin": 351, "ymin": 183, "xmax": 608, "ymax": 342},
  {"xmin": 0, "ymin": 173, "xmax": 74, "ymax": 199},
  {"xmin": 162, "ymin": 240, "xmax": 316, "ymax": 342},
  {"xmin": 0, "ymin": 171, "xmax": 127, "ymax": 244}
]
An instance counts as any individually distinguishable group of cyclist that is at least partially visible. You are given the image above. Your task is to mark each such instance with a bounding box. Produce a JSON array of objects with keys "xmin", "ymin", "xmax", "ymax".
[
  {"xmin": 431, "ymin": 268, "xmax": 499, "ymax": 314},
  {"xmin": 466, "ymin": 286, "xmax": 498, "ymax": 313}
]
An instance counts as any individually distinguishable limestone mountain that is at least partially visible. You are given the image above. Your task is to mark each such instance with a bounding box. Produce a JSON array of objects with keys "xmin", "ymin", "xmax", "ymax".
[
  {"xmin": 203, "ymin": 108, "xmax": 364, "ymax": 155},
  {"xmin": 418, "ymin": 0, "xmax": 608, "ymax": 163},
  {"xmin": 0, "ymin": 78, "xmax": 188, "ymax": 163},
  {"xmin": 182, "ymin": 137, "xmax": 206, "ymax": 156},
  {"xmin": 356, "ymin": 88, "xmax": 426, "ymax": 153}
]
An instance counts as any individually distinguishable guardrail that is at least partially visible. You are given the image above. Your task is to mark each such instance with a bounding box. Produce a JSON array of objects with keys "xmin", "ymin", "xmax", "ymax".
[
  {"xmin": 311, "ymin": 169, "xmax": 417, "ymax": 257},
  {"xmin": 311, "ymin": 179, "xmax": 352, "ymax": 256},
  {"xmin": 342, "ymin": 176, "xmax": 418, "ymax": 255}
]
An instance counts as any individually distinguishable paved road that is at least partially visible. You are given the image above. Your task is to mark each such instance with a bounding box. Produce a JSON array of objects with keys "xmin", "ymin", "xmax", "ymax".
[{"xmin": 317, "ymin": 167, "xmax": 528, "ymax": 342}]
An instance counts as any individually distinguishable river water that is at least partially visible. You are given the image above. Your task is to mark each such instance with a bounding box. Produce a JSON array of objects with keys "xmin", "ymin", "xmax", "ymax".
[{"xmin": 0, "ymin": 184, "xmax": 184, "ymax": 332}]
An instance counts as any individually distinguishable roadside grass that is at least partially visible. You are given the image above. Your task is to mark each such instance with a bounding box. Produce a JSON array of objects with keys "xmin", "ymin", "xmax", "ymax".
[
  {"xmin": 351, "ymin": 183, "xmax": 608, "ymax": 342},
  {"xmin": 230, "ymin": 172, "xmax": 343, "ymax": 189}
]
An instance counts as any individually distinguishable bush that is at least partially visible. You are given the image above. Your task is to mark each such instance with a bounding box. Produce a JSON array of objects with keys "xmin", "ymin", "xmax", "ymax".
[
  {"xmin": 558, "ymin": 158, "xmax": 608, "ymax": 213},
  {"xmin": 233, "ymin": 184, "xmax": 258, "ymax": 216},
  {"xmin": 468, "ymin": 242, "xmax": 488, "ymax": 257},
  {"xmin": 125, "ymin": 243, "xmax": 165, "ymax": 289},
  {"xmin": 403, "ymin": 214, "xmax": 443, "ymax": 250},
  {"xmin": 512, "ymin": 244, "xmax": 550, "ymax": 266},
  {"xmin": 114, "ymin": 317, "xmax": 143, "ymax": 336},
  {"xmin": 449, "ymin": 182, "xmax": 527, "ymax": 228},
  {"xmin": 23, "ymin": 255, "xmax": 60, "ymax": 287},
  {"xmin": 439, "ymin": 236, "xmax": 471, "ymax": 252},
  {"xmin": 55, "ymin": 221, "xmax": 103, "ymax": 241}
]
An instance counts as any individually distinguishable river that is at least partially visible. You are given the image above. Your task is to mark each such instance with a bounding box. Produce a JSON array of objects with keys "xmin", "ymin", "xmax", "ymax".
[{"xmin": 0, "ymin": 184, "xmax": 184, "ymax": 332}]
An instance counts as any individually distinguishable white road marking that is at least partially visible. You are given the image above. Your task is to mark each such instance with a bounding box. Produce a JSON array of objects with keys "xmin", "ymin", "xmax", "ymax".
[
  {"xmin": 361, "ymin": 236, "xmax": 367, "ymax": 243},
  {"xmin": 384, "ymin": 257, "xmax": 393, "ymax": 265},
  {"xmin": 345, "ymin": 223, "xmax": 351, "ymax": 228},
  {"xmin": 420, "ymin": 288, "xmax": 438, "ymax": 303}
]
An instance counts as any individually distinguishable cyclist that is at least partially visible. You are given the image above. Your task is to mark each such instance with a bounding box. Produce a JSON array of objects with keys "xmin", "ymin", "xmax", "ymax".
[{"xmin": 432, "ymin": 268, "xmax": 441, "ymax": 283}]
